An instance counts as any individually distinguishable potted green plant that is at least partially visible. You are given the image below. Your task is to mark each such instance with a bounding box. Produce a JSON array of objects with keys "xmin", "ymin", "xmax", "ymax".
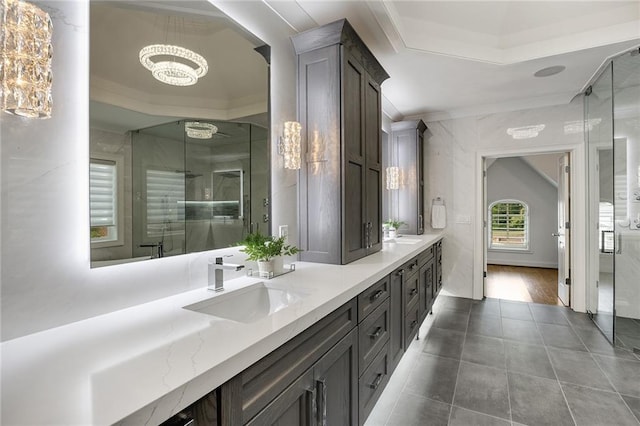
[
  {"xmin": 239, "ymin": 231, "xmax": 300, "ymax": 276},
  {"xmin": 384, "ymin": 220, "xmax": 405, "ymax": 239}
]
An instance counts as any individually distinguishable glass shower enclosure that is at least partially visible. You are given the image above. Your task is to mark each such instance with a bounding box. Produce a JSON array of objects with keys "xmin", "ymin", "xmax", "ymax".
[{"xmin": 586, "ymin": 47, "xmax": 640, "ymax": 352}]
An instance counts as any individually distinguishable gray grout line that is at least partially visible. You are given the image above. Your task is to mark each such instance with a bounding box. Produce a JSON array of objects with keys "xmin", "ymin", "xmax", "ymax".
[{"xmin": 447, "ymin": 306, "xmax": 471, "ymax": 426}]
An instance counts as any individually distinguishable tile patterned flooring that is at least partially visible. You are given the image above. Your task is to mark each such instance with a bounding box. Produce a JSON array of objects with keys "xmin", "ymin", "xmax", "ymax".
[{"xmin": 365, "ymin": 296, "xmax": 640, "ymax": 426}]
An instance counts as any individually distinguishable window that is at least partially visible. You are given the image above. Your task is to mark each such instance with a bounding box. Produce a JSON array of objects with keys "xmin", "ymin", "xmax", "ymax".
[
  {"xmin": 599, "ymin": 201, "xmax": 614, "ymax": 253},
  {"xmin": 90, "ymin": 156, "xmax": 123, "ymax": 246},
  {"xmin": 489, "ymin": 200, "xmax": 529, "ymax": 250}
]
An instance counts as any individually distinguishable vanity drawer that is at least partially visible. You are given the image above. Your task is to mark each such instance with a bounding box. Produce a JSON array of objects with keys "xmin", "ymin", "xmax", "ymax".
[
  {"xmin": 358, "ymin": 275, "xmax": 389, "ymax": 322},
  {"xmin": 405, "ymin": 256, "xmax": 420, "ymax": 276},
  {"xmin": 358, "ymin": 298, "xmax": 390, "ymax": 375},
  {"xmin": 404, "ymin": 301, "xmax": 420, "ymax": 349},
  {"xmin": 404, "ymin": 271, "xmax": 420, "ymax": 310},
  {"xmin": 418, "ymin": 245, "xmax": 434, "ymax": 267},
  {"xmin": 358, "ymin": 343, "xmax": 390, "ymax": 425}
]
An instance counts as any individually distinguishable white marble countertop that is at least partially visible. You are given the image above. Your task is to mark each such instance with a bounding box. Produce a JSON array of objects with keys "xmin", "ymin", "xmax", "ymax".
[{"xmin": 1, "ymin": 234, "xmax": 442, "ymax": 426}]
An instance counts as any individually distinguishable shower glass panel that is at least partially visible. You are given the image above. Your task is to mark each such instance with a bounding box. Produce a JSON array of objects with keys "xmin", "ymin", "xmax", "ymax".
[
  {"xmin": 612, "ymin": 50, "xmax": 640, "ymax": 352},
  {"xmin": 132, "ymin": 120, "xmax": 265, "ymax": 259},
  {"xmin": 586, "ymin": 62, "xmax": 615, "ymax": 342}
]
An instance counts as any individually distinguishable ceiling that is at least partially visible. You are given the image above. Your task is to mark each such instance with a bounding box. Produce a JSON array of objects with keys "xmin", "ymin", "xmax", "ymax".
[
  {"xmin": 90, "ymin": 1, "xmax": 269, "ymax": 132},
  {"xmin": 265, "ymin": 0, "xmax": 640, "ymax": 121}
]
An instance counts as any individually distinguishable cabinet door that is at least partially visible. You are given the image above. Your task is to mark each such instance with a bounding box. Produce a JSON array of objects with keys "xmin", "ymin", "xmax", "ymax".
[
  {"xmin": 417, "ymin": 131, "xmax": 425, "ymax": 234},
  {"xmin": 388, "ymin": 268, "xmax": 404, "ymax": 372},
  {"xmin": 313, "ymin": 328, "xmax": 359, "ymax": 426},
  {"xmin": 343, "ymin": 52, "xmax": 367, "ymax": 264},
  {"xmin": 247, "ymin": 370, "xmax": 315, "ymax": 426},
  {"xmin": 436, "ymin": 242, "xmax": 443, "ymax": 294},
  {"xmin": 419, "ymin": 259, "xmax": 435, "ymax": 321},
  {"xmin": 364, "ymin": 74, "xmax": 382, "ymax": 255}
]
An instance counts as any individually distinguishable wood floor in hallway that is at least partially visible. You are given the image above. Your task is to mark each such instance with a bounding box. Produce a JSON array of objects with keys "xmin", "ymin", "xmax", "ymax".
[{"xmin": 486, "ymin": 264, "xmax": 562, "ymax": 306}]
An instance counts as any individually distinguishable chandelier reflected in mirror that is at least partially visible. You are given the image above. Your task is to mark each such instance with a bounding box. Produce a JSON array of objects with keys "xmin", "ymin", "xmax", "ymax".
[{"xmin": 139, "ymin": 44, "xmax": 208, "ymax": 87}]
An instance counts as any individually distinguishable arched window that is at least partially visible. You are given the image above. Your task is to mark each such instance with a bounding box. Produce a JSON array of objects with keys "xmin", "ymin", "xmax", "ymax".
[{"xmin": 489, "ymin": 200, "xmax": 529, "ymax": 250}]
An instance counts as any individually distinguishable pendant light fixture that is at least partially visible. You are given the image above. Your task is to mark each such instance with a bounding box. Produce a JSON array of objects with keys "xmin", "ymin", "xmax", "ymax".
[{"xmin": 1, "ymin": 0, "xmax": 53, "ymax": 119}]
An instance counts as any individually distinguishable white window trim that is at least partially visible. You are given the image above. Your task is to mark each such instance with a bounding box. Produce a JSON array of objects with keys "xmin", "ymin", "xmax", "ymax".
[
  {"xmin": 488, "ymin": 199, "xmax": 530, "ymax": 251},
  {"xmin": 90, "ymin": 152, "xmax": 125, "ymax": 248}
]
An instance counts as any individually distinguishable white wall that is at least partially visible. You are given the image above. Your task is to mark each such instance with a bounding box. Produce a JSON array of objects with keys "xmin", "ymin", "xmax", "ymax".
[
  {"xmin": 486, "ymin": 157, "xmax": 559, "ymax": 268},
  {"xmin": 422, "ymin": 99, "xmax": 587, "ymax": 311},
  {"xmin": 0, "ymin": 0, "xmax": 298, "ymax": 341}
]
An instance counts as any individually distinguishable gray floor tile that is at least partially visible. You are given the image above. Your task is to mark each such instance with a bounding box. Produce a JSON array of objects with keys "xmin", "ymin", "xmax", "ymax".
[
  {"xmin": 423, "ymin": 327, "xmax": 466, "ymax": 360},
  {"xmin": 508, "ymin": 372, "xmax": 574, "ymax": 426},
  {"xmin": 594, "ymin": 355, "xmax": 640, "ymax": 397},
  {"xmin": 433, "ymin": 308, "xmax": 469, "ymax": 333},
  {"xmin": 461, "ymin": 334, "xmax": 506, "ymax": 369},
  {"xmin": 437, "ymin": 296, "xmax": 474, "ymax": 313},
  {"xmin": 501, "ymin": 317, "xmax": 543, "ymax": 345},
  {"xmin": 404, "ymin": 353, "xmax": 460, "ymax": 404},
  {"xmin": 449, "ymin": 406, "xmax": 511, "ymax": 426},
  {"xmin": 617, "ymin": 332, "xmax": 640, "ymax": 352},
  {"xmin": 504, "ymin": 340, "xmax": 556, "ymax": 379},
  {"xmin": 385, "ymin": 392, "xmax": 451, "ymax": 426},
  {"xmin": 500, "ymin": 300, "xmax": 533, "ymax": 321},
  {"xmin": 573, "ymin": 327, "xmax": 639, "ymax": 360},
  {"xmin": 547, "ymin": 348, "xmax": 615, "ymax": 391},
  {"xmin": 538, "ymin": 322, "xmax": 587, "ymax": 351},
  {"xmin": 621, "ymin": 395, "xmax": 640, "ymax": 424},
  {"xmin": 453, "ymin": 362, "xmax": 510, "ymax": 420},
  {"xmin": 530, "ymin": 304, "xmax": 570, "ymax": 325},
  {"xmin": 617, "ymin": 317, "xmax": 640, "ymax": 336},
  {"xmin": 565, "ymin": 310, "xmax": 599, "ymax": 329},
  {"xmin": 471, "ymin": 299, "xmax": 501, "ymax": 318},
  {"xmin": 467, "ymin": 315, "xmax": 503, "ymax": 338},
  {"xmin": 562, "ymin": 383, "xmax": 640, "ymax": 426}
]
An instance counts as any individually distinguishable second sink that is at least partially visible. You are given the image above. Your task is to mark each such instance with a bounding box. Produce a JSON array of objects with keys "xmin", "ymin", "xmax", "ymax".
[{"xmin": 183, "ymin": 282, "xmax": 309, "ymax": 323}]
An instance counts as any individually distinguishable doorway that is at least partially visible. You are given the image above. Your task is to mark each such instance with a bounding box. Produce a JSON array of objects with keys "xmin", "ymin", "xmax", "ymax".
[{"xmin": 482, "ymin": 152, "xmax": 571, "ymax": 307}]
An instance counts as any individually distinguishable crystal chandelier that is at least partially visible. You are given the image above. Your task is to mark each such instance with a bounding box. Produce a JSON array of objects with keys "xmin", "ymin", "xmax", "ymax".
[
  {"xmin": 185, "ymin": 121, "xmax": 217, "ymax": 139},
  {"xmin": 281, "ymin": 121, "xmax": 301, "ymax": 170},
  {"xmin": 0, "ymin": 0, "xmax": 53, "ymax": 119},
  {"xmin": 139, "ymin": 44, "xmax": 208, "ymax": 86}
]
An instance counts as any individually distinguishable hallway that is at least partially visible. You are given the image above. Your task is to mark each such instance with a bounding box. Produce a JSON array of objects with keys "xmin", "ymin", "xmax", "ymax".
[
  {"xmin": 365, "ymin": 296, "xmax": 640, "ymax": 426},
  {"xmin": 486, "ymin": 265, "xmax": 562, "ymax": 306}
]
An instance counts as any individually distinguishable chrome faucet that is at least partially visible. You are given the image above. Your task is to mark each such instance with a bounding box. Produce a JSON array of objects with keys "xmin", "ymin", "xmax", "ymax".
[{"xmin": 208, "ymin": 256, "xmax": 244, "ymax": 292}]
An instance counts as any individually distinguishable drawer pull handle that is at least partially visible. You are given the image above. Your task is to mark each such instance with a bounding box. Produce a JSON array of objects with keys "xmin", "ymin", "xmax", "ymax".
[
  {"xmin": 409, "ymin": 288, "xmax": 418, "ymax": 297},
  {"xmin": 369, "ymin": 327, "xmax": 383, "ymax": 339},
  {"xmin": 371, "ymin": 290, "xmax": 384, "ymax": 301},
  {"xmin": 410, "ymin": 320, "xmax": 418, "ymax": 330},
  {"xmin": 369, "ymin": 373, "xmax": 384, "ymax": 390},
  {"xmin": 397, "ymin": 269, "xmax": 404, "ymax": 276}
]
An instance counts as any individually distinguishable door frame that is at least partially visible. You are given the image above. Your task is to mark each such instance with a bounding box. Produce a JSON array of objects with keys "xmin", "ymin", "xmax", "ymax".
[{"xmin": 474, "ymin": 143, "xmax": 587, "ymax": 312}]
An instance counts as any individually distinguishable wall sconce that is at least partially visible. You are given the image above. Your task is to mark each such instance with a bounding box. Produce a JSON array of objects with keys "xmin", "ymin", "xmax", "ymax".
[
  {"xmin": 279, "ymin": 121, "xmax": 301, "ymax": 170},
  {"xmin": 1, "ymin": 0, "xmax": 53, "ymax": 119},
  {"xmin": 386, "ymin": 166, "xmax": 400, "ymax": 190}
]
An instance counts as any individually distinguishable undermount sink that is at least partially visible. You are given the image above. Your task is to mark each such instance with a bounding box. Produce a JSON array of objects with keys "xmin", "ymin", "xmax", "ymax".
[
  {"xmin": 393, "ymin": 237, "xmax": 422, "ymax": 244},
  {"xmin": 183, "ymin": 282, "xmax": 309, "ymax": 323}
]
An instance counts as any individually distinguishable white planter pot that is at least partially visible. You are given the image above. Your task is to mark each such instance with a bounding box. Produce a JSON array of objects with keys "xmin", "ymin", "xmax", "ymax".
[
  {"xmin": 389, "ymin": 229, "xmax": 397, "ymax": 239},
  {"xmin": 257, "ymin": 260, "xmax": 274, "ymax": 276},
  {"xmin": 273, "ymin": 256, "xmax": 284, "ymax": 274}
]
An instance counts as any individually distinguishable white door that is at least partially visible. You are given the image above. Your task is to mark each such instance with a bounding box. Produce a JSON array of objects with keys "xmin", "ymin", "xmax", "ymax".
[
  {"xmin": 557, "ymin": 154, "xmax": 571, "ymax": 306},
  {"xmin": 483, "ymin": 160, "xmax": 488, "ymax": 296}
]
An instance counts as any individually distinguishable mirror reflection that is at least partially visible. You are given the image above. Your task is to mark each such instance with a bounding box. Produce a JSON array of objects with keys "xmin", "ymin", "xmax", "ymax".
[{"xmin": 89, "ymin": 1, "xmax": 270, "ymax": 267}]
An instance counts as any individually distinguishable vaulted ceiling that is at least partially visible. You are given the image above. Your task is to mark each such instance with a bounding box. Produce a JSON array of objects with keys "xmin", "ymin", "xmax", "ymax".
[{"xmin": 266, "ymin": 1, "xmax": 640, "ymax": 120}]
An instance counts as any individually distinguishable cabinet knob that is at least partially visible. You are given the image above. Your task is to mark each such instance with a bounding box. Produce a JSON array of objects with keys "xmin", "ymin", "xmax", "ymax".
[
  {"xmin": 410, "ymin": 288, "xmax": 418, "ymax": 297},
  {"xmin": 369, "ymin": 326, "xmax": 383, "ymax": 339},
  {"xmin": 410, "ymin": 320, "xmax": 418, "ymax": 330},
  {"xmin": 371, "ymin": 289, "xmax": 384, "ymax": 301},
  {"xmin": 397, "ymin": 269, "xmax": 404, "ymax": 276},
  {"xmin": 369, "ymin": 373, "xmax": 384, "ymax": 390}
]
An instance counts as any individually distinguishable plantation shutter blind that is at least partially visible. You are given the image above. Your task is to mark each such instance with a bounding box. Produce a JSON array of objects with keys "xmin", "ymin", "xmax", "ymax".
[
  {"xmin": 90, "ymin": 160, "xmax": 117, "ymax": 227},
  {"xmin": 146, "ymin": 169, "xmax": 185, "ymax": 236}
]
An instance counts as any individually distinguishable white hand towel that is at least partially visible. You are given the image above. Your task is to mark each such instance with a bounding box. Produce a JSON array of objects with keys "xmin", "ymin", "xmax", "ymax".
[{"xmin": 431, "ymin": 204, "xmax": 446, "ymax": 229}]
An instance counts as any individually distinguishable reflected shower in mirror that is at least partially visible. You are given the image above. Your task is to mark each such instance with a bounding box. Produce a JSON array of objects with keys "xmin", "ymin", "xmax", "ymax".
[{"xmin": 89, "ymin": 1, "xmax": 270, "ymax": 267}]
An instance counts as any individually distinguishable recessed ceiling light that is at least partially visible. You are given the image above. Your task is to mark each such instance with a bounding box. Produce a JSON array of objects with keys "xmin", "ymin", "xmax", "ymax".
[{"xmin": 534, "ymin": 65, "xmax": 566, "ymax": 78}]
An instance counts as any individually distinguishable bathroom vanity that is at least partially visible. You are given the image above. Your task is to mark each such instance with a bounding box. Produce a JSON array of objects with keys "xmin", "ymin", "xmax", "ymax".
[{"xmin": 0, "ymin": 235, "xmax": 442, "ymax": 425}]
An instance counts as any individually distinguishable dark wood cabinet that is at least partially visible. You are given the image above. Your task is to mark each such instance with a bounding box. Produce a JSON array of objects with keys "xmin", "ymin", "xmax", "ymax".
[
  {"xmin": 293, "ymin": 19, "xmax": 389, "ymax": 265},
  {"xmin": 388, "ymin": 267, "xmax": 404, "ymax": 372},
  {"xmin": 385, "ymin": 120, "xmax": 428, "ymax": 234},
  {"xmin": 164, "ymin": 241, "xmax": 443, "ymax": 426}
]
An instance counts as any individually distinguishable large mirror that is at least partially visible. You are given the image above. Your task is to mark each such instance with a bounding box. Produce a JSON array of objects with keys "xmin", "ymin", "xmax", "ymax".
[{"xmin": 89, "ymin": 1, "xmax": 270, "ymax": 267}]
